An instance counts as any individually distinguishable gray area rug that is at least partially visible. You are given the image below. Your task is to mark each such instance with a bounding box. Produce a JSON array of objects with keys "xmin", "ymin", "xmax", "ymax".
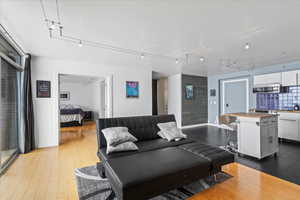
[{"xmin": 75, "ymin": 165, "xmax": 231, "ymax": 200}]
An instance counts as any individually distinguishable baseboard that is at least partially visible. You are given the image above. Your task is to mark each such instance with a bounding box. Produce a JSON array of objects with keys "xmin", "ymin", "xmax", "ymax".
[
  {"xmin": 181, "ymin": 123, "xmax": 210, "ymax": 129},
  {"xmin": 181, "ymin": 123, "xmax": 230, "ymax": 130}
]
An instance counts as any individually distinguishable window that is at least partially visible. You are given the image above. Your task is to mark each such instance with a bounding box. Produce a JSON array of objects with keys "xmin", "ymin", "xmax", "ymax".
[{"xmin": 0, "ymin": 31, "xmax": 22, "ymax": 174}]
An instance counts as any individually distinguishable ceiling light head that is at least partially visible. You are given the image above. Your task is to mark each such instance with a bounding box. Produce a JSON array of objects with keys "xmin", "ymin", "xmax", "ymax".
[
  {"xmin": 199, "ymin": 57, "xmax": 205, "ymax": 62},
  {"xmin": 244, "ymin": 43, "xmax": 250, "ymax": 50},
  {"xmin": 175, "ymin": 59, "xmax": 179, "ymax": 64},
  {"xmin": 50, "ymin": 21, "xmax": 56, "ymax": 30},
  {"xmin": 140, "ymin": 53, "xmax": 145, "ymax": 59},
  {"xmin": 78, "ymin": 40, "xmax": 83, "ymax": 47}
]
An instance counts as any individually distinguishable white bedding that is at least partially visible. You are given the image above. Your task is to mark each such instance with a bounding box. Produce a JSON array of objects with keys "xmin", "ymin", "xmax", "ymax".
[{"xmin": 60, "ymin": 114, "xmax": 83, "ymax": 123}]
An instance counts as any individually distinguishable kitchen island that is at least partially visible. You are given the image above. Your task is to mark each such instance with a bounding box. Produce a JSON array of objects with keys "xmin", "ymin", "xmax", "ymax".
[{"xmin": 224, "ymin": 112, "xmax": 278, "ymax": 159}]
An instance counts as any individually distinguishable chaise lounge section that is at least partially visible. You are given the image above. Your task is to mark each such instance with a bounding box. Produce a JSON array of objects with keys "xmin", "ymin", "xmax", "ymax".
[{"xmin": 96, "ymin": 115, "xmax": 234, "ymax": 200}]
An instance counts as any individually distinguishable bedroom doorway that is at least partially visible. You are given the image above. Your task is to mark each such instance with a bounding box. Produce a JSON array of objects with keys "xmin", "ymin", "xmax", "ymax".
[{"xmin": 58, "ymin": 74, "xmax": 110, "ymax": 144}]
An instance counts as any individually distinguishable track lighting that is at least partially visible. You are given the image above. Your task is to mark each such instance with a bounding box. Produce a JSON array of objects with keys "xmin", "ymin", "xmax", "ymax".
[
  {"xmin": 244, "ymin": 43, "xmax": 250, "ymax": 50},
  {"xmin": 59, "ymin": 25, "xmax": 63, "ymax": 36},
  {"xmin": 199, "ymin": 57, "xmax": 205, "ymax": 62},
  {"xmin": 175, "ymin": 59, "xmax": 179, "ymax": 64},
  {"xmin": 140, "ymin": 54, "xmax": 145, "ymax": 59},
  {"xmin": 78, "ymin": 40, "xmax": 83, "ymax": 47},
  {"xmin": 50, "ymin": 21, "xmax": 56, "ymax": 30}
]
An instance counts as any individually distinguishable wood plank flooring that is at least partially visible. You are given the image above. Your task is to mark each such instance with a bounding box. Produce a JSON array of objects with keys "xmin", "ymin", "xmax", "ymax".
[{"xmin": 0, "ymin": 122, "xmax": 300, "ymax": 200}]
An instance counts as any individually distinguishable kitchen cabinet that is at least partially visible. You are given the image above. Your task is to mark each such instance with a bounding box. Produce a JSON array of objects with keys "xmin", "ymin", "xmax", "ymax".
[
  {"xmin": 237, "ymin": 115, "xmax": 278, "ymax": 159},
  {"xmin": 278, "ymin": 112, "xmax": 300, "ymax": 141},
  {"xmin": 253, "ymin": 72, "xmax": 281, "ymax": 86},
  {"xmin": 281, "ymin": 70, "xmax": 299, "ymax": 86}
]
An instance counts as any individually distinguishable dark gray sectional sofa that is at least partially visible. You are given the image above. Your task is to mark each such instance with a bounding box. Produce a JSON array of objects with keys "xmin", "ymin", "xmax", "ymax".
[{"xmin": 96, "ymin": 115, "xmax": 234, "ymax": 200}]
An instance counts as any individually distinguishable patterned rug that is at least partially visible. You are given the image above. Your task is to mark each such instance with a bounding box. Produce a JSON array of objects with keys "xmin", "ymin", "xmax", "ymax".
[{"xmin": 75, "ymin": 164, "xmax": 231, "ymax": 200}]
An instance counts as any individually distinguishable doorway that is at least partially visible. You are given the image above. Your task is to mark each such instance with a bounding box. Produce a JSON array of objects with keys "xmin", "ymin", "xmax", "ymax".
[
  {"xmin": 152, "ymin": 76, "xmax": 168, "ymax": 115},
  {"xmin": 221, "ymin": 78, "xmax": 249, "ymax": 114},
  {"xmin": 58, "ymin": 74, "xmax": 108, "ymax": 144}
]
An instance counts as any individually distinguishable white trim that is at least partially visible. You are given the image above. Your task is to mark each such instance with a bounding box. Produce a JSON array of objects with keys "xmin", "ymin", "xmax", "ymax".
[
  {"xmin": 221, "ymin": 78, "xmax": 249, "ymax": 114},
  {"xmin": 181, "ymin": 123, "xmax": 233, "ymax": 130},
  {"xmin": 181, "ymin": 123, "xmax": 209, "ymax": 129}
]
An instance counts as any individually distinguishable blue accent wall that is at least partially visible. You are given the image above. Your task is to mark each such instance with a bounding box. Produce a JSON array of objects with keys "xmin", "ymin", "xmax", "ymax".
[{"xmin": 207, "ymin": 60, "xmax": 300, "ymax": 123}]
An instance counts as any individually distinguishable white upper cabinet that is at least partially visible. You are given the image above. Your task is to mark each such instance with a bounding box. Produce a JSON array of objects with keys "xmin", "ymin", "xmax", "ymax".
[
  {"xmin": 282, "ymin": 70, "xmax": 298, "ymax": 86},
  {"xmin": 253, "ymin": 72, "xmax": 282, "ymax": 86}
]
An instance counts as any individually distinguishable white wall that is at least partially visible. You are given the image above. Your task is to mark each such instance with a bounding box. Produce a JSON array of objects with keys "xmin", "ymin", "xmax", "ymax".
[
  {"xmin": 60, "ymin": 81, "xmax": 102, "ymax": 119},
  {"xmin": 60, "ymin": 82, "xmax": 94, "ymax": 109},
  {"xmin": 32, "ymin": 56, "xmax": 152, "ymax": 148},
  {"xmin": 168, "ymin": 74, "xmax": 182, "ymax": 127}
]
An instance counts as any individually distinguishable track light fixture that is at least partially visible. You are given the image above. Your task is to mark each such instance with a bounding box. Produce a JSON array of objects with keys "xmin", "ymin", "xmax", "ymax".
[
  {"xmin": 175, "ymin": 59, "xmax": 179, "ymax": 64},
  {"xmin": 78, "ymin": 40, "xmax": 83, "ymax": 47},
  {"xmin": 244, "ymin": 43, "xmax": 250, "ymax": 50},
  {"xmin": 140, "ymin": 53, "xmax": 145, "ymax": 59},
  {"xmin": 199, "ymin": 57, "xmax": 205, "ymax": 62}
]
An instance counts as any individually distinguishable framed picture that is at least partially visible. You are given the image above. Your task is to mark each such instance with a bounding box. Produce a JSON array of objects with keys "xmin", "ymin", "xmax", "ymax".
[
  {"xmin": 185, "ymin": 85, "xmax": 194, "ymax": 99},
  {"xmin": 60, "ymin": 91, "xmax": 70, "ymax": 101},
  {"xmin": 36, "ymin": 80, "xmax": 51, "ymax": 98},
  {"xmin": 126, "ymin": 81, "xmax": 139, "ymax": 98}
]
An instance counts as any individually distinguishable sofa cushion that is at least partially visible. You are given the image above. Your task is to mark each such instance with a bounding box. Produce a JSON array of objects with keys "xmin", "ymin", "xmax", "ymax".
[
  {"xmin": 98, "ymin": 138, "xmax": 195, "ymax": 161},
  {"xmin": 178, "ymin": 142, "xmax": 235, "ymax": 171},
  {"xmin": 104, "ymin": 147, "xmax": 211, "ymax": 200},
  {"xmin": 96, "ymin": 115, "xmax": 176, "ymax": 148}
]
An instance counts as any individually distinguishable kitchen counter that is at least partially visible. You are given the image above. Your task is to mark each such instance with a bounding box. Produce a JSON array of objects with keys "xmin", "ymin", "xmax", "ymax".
[
  {"xmin": 223, "ymin": 112, "xmax": 276, "ymax": 118},
  {"xmin": 271, "ymin": 110, "xmax": 300, "ymax": 113}
]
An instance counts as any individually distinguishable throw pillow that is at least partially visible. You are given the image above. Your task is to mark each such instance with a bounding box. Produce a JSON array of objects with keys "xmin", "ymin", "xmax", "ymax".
[
  {"xmin": 157, "ymin": 122, "xmax": 187, "ymax": 141},
  {"xmin": 106, "ymin": 141, "xmax": 138, "ymax": 154},
  {"xmin": 102, "ymin": 127, "xmax": 138, "ymax": 146}
]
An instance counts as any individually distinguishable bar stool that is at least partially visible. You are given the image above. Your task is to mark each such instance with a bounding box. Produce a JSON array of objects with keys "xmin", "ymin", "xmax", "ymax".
[{"xmin": 218, "ymin": 115, "xmax": 238, "ymax": 152}]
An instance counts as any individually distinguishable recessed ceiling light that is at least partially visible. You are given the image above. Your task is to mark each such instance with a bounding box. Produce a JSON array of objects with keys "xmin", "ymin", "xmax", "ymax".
[
  {"xmin": 175, "ymin": 59, "xmax": 179, "ymax": 64},
  {"xmin": 200, "ymin": 57, "xmax": 205, "ymax": 62},
  {"xmin": 244, "ymin": 43, "xmax": 250, "ymax": 50},
  {"xmin": 78, "ymin": 40, "xmax": 83, "ymax": 47}
]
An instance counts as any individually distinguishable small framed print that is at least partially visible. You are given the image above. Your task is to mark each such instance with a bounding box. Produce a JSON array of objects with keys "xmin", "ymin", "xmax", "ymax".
[
  {"xmin": 185, "ymin": 85, "xmax": 194, "ymax": 100},
  {"xmin": 36, "ymin": 80, "xmax": 51, "ymax": 98},
  {"xmin": 126, "ymin": 81, "xmax": 139, "ymax": 98},
  {"xmin": 60, "ymin": 91, "xmax": 70, "ymax": 101}
]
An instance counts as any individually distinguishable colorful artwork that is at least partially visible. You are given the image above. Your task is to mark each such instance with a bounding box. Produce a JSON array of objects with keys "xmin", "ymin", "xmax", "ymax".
[
  {"xmin": 185, "ymin": 85, "xmax": 193, "ymax": 99},
  {"xmin": 126, "ymin": 81, "xmax": 139, "ymax": 98}
]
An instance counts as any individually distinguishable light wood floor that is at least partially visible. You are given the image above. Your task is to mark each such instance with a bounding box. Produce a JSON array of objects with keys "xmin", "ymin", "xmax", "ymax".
[{"xmin": 1, "ymin": 123, "xmax": 300, "ymax": 200}]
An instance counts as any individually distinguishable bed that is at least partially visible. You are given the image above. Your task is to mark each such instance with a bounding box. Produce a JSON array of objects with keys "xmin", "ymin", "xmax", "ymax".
[{"xmin": 60, "ymin": 104, "xmax": 86, "ymax": 127}]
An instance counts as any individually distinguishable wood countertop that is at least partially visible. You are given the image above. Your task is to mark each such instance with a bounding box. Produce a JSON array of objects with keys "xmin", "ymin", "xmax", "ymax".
[
  {"xmin": 271, "ymin": 110, "xmax": 300, "ymax": 113},
  {"xmin": 223, "ymin": 112, "xmax": 276, "ymax": 118}
]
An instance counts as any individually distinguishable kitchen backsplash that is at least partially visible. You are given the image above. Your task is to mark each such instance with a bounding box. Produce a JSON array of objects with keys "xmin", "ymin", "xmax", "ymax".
[{"xmin": 256, "ymin": 86, "xmax": 300, "ymax": 110}]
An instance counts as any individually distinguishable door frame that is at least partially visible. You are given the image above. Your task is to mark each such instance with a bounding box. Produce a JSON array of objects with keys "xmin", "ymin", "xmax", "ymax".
[
  {"xmin": 57, "ymin": 73, "xmax": 113, "ymax": 144},
  {"xmin": 221, "ymin": 78, "xmax": 249, "ymax": 114}
]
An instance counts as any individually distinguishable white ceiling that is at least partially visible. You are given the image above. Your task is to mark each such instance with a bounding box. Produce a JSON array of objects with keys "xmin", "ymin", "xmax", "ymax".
[{"xmin": 1, "ymin": 0, "xmax": 300, "ymax": 76}]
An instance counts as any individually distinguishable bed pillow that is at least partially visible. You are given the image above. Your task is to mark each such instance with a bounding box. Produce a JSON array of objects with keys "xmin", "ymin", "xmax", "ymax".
[
  {"xmin": 157, "ymin": 122, "xmax": 187, "ymax": 141},
  {"xmin": 106, "ymin": 141, "xmax": 138, "ymax": 154},
  {"xmin": 102, "ymin": 127, "xmax": 138, "ymax": 146}
]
